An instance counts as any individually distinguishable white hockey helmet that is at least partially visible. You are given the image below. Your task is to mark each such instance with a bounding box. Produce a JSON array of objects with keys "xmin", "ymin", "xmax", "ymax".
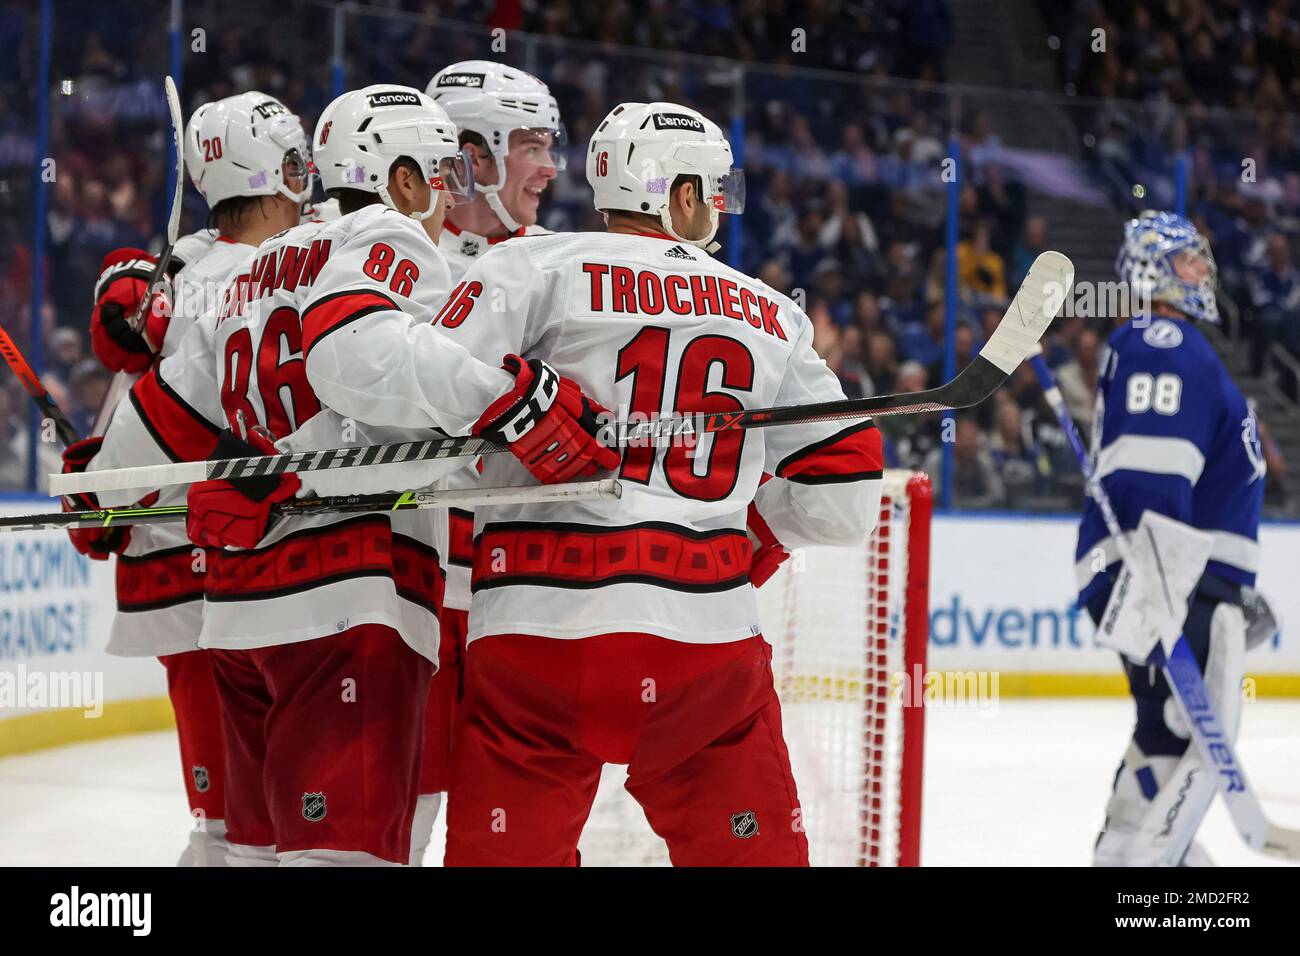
[
  {"xmin": 586, "ymin": 102, "xmax": 744, "ymax": 251},
  {"xmin": 425, "ymin": 60, "xmax": 566, "ymax": 231},
  {"xmin": 183, "ymin": 92, "xmax": 312, "ymax": 208},
  {"xmin": 314, "ymin": 85, "xmax": 473, "ymax": 221}
]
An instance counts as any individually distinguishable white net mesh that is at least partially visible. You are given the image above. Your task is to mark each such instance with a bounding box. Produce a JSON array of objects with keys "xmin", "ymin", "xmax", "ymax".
[{"xmin": 576, "ymin": 470, "xmax": 927, "ymax": 866}]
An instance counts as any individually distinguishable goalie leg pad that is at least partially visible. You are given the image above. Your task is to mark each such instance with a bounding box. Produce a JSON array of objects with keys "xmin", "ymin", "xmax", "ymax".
[{"xmin": 1094, "ymin": 598, "xmax": 1246, "ymax": 866}]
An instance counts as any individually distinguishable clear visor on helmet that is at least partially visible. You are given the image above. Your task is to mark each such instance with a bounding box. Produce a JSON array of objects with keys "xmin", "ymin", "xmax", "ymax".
[
  {"xmin": 671, "ymin": 141, "xmax": 744, "ymax": 213},
  {"xmin": 505, "ymin": 125, "xmax": 568, "ymax": 172},
  {"xmin": 707, "ymin": 168, "xmax": 746, "ymax": 214},
  {"xmin": 419, "ymin": 148, "xmax": 475, "ymax": 205}
]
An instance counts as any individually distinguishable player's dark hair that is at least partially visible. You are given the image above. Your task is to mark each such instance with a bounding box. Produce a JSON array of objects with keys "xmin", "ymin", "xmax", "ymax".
[
  {"xmin": 208, "ymin": 195, "xmax": 266, "ymax": 234},
  {"xmin": 459, "ymin": 130, "xmax": 491, "ymax": 159},
  {"xmin": 604, "ymin": 174, "xmax": 705, "ymax": 232},
  {"xmin": 330, "ymin": 157, "xmax": 424, "ymax": 216}
]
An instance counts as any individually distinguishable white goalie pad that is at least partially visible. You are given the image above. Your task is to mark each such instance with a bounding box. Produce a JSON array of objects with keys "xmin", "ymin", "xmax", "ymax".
[{"xmin": 1096, "ymin": 510, "xmax": 1214, "ymax": 663}]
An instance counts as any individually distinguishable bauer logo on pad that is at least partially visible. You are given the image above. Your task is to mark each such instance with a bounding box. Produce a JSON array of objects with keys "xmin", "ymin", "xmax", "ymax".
[
  {"xmin": 652, "ymin": 112, "xmax": 705, "ymax": 133},
  {"xmin": 436, "ymin": 73, "xmax": 486, "ymax": 89},
  {"xmin": 366, "ymin": 90, "xmax": 422, "ymax": 108}
]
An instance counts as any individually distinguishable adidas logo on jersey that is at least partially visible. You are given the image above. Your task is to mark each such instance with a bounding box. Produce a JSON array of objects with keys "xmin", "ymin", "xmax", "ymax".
[{"xmin": 664, "ymin": 244, "xmax": 694, "ymax": 260}]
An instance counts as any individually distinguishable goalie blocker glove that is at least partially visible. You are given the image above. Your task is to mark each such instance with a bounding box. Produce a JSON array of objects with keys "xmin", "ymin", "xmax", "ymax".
[{"xmin": 473, "ymin": 354, "xmax": 620, "ymax": 483}]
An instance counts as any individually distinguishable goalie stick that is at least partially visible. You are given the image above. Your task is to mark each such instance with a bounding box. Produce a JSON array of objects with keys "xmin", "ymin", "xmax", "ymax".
[
  {"xmin": 1030, "ymin": 348, "xmax": 1300, "ymax": 861},
  {"xmin": 50, "ymin": 251, "xmax": 1075, "ymax": 497},
  {"xmin": 0, "ymin": 325, "xmax": 80, "ymax": 447},
  {"xmin": 90, "ymin": 75, "xmax": 185, "ymax": 437},
  {"xmin": 0, "ymin": 479, "xmax": 623, "ymax": 534}
]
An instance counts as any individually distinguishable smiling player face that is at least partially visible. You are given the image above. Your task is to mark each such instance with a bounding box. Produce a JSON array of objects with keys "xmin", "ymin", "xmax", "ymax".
[{"xmin": 496, "ymin": 129, "xmax": 559, "ymax": 226}]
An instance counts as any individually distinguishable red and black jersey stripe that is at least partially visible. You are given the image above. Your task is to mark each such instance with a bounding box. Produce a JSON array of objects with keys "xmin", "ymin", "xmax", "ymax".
[
  {"xmin": 302, "ymin": 289, "xmax": 399, "ymax": 356},
  {"xmin": 472, "ymin": 521, "xmax": 752, "ymax": 594},
  {"xmin": 448, "ymin": 508, "xmax": 474, "ymax": 568},
  {"xmin": 130, "ymin": 367, "xmax": 222, "ymax": 463},
  {"xmin": 774, "ymin": 420, "xmax": 883, "ymax": 485},
  {"xmin": 115, "ymin": 545, "xmax": 206, "ymax": 613},
  {"xmin": 204, "ymin": 515, "xmax": 444, "ymax": 615}
]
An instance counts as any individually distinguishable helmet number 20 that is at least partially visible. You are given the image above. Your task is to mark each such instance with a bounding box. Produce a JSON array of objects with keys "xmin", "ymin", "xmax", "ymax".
[{"xmin": 1126, "ymin": 372, "xmax": 1182, "ymax": 415}]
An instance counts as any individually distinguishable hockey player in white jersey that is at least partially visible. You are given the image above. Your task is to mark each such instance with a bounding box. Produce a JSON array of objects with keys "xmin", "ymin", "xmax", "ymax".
[
  {"xmin": 334, "ymin": 100, "xmax": 883, "ymax": 865},
  {"xmin": 1077, "ymin": 212, "xmax": 1266, "ymax": 866},
  {"xmin": 61, "ymin": 91, "xmax": 312, "ymax": 866},
  {"xmin": 404, "ymin": 59, "xmax": 568, "ymax": 863},
  {"xmin": 93, "ymin": 85, "xmax": 615, "ymax": 865}
]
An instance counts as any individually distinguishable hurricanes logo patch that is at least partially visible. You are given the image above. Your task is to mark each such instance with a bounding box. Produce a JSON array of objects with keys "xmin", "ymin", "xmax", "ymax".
[
  {"xmin": 302, "ymin": 792, "xmax": 327, "ymax": 822},
  {"xmin": 191, "ymin": 766, "xmax": 210, "ymax": 793},
  {"xmin": 1142, "ymin": 319, "xmax": 1183, "ymax": 349},
  {"xmin": 730, "ymin": 810, "xmax": 759, "ymax": 839}
]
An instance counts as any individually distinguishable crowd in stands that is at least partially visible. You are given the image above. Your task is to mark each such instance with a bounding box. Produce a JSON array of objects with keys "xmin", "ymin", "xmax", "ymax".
[
  {"xmin": 1045, "ymin": 0, "xmax": 1300, "ymax": 396},
  {"xmin": 1, "ymin": 0, "xmax": 1292, "ymax": 510}
]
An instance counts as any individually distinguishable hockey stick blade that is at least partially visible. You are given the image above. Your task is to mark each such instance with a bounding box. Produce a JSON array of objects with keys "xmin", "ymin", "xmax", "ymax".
[
  {"xmin": 0, "ymin": 326, "xmax": 80, "ymax": 446},
  {"xmin": 4, "ymin": 479, "xmax": 622, "ymax": 533},
  {"xmin": 50, "ymin": 251, "xmax": 1074, "ymax": 497}
]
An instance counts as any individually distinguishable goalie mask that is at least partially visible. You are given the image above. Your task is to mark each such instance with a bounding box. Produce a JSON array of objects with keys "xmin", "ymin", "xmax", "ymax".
[
  {"xmin": 314, "ymin": 85, "xmax": 473, "ymax": 222},
  {"xmin": 426, "ymin": 60, "xmax": 567, "ymax": 232},
  {"xmin": 1116, "ymin": 210, "xmax": 1219, "ymax": 323},
  {"xmin": 184, "ymin": 92, "xmax": 312, "ymax": 207},
  {"xmin": 586, "ymin": 102, "xmax": 745, "ymax": 252}
]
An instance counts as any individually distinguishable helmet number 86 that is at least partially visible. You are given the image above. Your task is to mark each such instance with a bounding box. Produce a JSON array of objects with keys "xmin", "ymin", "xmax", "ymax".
[{"xmin": 1126, "ymin": 372, "xmax": 1182, "ymax": 415}]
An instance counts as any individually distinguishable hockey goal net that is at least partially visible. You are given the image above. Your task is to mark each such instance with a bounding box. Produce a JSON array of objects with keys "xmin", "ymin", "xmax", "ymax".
[{"xmin": 577, "ymin": 469, "xmax": 931, "ymax": 866}]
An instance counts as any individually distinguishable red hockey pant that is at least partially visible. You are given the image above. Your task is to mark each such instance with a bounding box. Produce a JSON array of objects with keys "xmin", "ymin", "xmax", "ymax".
[
  {"xmin": 210, "ymin": 624, "xmax": 432, "ymax": 863},
  {"xmin": 444, "ymin": 632, "xmax": 808, "ymax": 867}
]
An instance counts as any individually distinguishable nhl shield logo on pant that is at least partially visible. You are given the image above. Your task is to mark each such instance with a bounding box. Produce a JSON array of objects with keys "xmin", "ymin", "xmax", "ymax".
[
  {"xmin": 730, "ymin": 810, "xmax": 759, "ymax": 839},
  {"xmin": 302, "ymin": 792, "xmax": 327, "ymax": 822},
  {"xmin": 191, "ymin": 766, "xmax": 209, "ymax": 793}
]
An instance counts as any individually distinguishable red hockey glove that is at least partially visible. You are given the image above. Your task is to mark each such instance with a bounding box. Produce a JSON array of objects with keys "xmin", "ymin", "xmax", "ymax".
[
  {"xmin": 186, "ymin": 425, "xmax": 300, "ymax": 551},
  {"xmin": 473, "ymin": 355, "xmax": 620, "ymax": 484},
  {"xmin": 61, "ymin": 436, "xmax": 131, "ymax": 559},
  {"xmin": 90, "ymin": 248, "xmax": 160, "ymax": 373},
  {"xmin": 746, "ymin": 498, "xmax": 789, "ymax": 588}
]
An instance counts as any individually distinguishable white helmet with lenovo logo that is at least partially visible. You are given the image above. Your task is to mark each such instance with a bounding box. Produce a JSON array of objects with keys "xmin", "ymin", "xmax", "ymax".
[
  {"xmin": 586, "ymin": 102, "xmax": 745, "ymax": 251},
  {"xmin": 425, "ymin": 60, "xmax": 566, "ymax": 231},
  {"xmin": 313, "ymin": 85, "xmax": 473, "ymax": 221},
  {"xmin": 184, "ymin": 92, "xmax": 312, "ymax": 207}
]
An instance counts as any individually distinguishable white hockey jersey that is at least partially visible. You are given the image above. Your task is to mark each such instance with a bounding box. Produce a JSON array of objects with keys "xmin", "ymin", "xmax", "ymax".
[
  {"xmin": 435, "ymin": 221, "xmax": 551, "ymax": 611},
  {"xmin": 92, "ymin": 234, "xmax": 255, "ymax": 657},
  {"xmin": 91, "ymin": 205, "xmax": 502, "ymax": 661},
  {"xmin": 348, "ymin": 230, "xmax": 885, "ymax": 645}
]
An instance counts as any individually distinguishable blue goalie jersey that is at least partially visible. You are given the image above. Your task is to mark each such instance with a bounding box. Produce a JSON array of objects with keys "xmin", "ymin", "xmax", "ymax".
[{"xmin": 1075, "ymin": 317, "xmax": 1265, "ymax": 610}]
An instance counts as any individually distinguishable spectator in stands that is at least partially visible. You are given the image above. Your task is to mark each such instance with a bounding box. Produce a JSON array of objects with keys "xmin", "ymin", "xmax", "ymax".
[
  {"xmin": 0, "ymin": 385, "xmax": 29, "ymax": 490},
  {"xmin": 863, "ymin": 329, "xmax": 900, "ymax": 397},
  {"xmin": 1010, "ymin": 216, "xmax": 1048, "ymax": 289},
  {"xmin": 925, "ymin": 415, "xmax": 1005, "ymax": 509},
  {"xmin": 989, "ymin": 397, "xmax": 1053, "ymax": 506},
  {"xmin": 1054, "ymin": 326, "xmax": 1101, "ymax": 429},
  {"xmin": 956, "ymin": 219, "xmax": 1007, "ymax": 300},
  {"xmin": 1246, "ymin": 233, "xmax": 1300, "ymax": 375}
]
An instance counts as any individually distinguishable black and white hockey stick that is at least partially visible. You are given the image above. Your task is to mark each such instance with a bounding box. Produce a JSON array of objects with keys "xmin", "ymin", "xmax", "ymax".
[
  {"xmin": 1, "ymin": 479, "xmax": 622, "ymax": 534},
  {"xmin": 1031, "ymin": 348, "xmax": 1300, "ymax": 861},
  {"xmin": 90, "ymin": 75, "xmax": 185, "ymax": 438},
  {"xmin": 0, "ymin": 325, "xmax": 80, "ymax": 447},
  {"xmin": 51, "ymin": 250, "xmax": 1075, "ymax": 498}
]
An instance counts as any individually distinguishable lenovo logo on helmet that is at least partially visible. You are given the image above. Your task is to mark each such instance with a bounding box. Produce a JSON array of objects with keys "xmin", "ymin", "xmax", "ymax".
[
  {"xmin": 253, "ymin": 100, "xmax": 289, "ymax": 119},
  {"xmin": 367, "ymin": 91, "xmax": 422, "ymax": 108},
  {"xmin": 652, "ymin": 113, "xmax": 705, "ymax": 133},
  {"xmin": 436, "ymin": 73, "xmax": 486, "ymax": 89}
]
